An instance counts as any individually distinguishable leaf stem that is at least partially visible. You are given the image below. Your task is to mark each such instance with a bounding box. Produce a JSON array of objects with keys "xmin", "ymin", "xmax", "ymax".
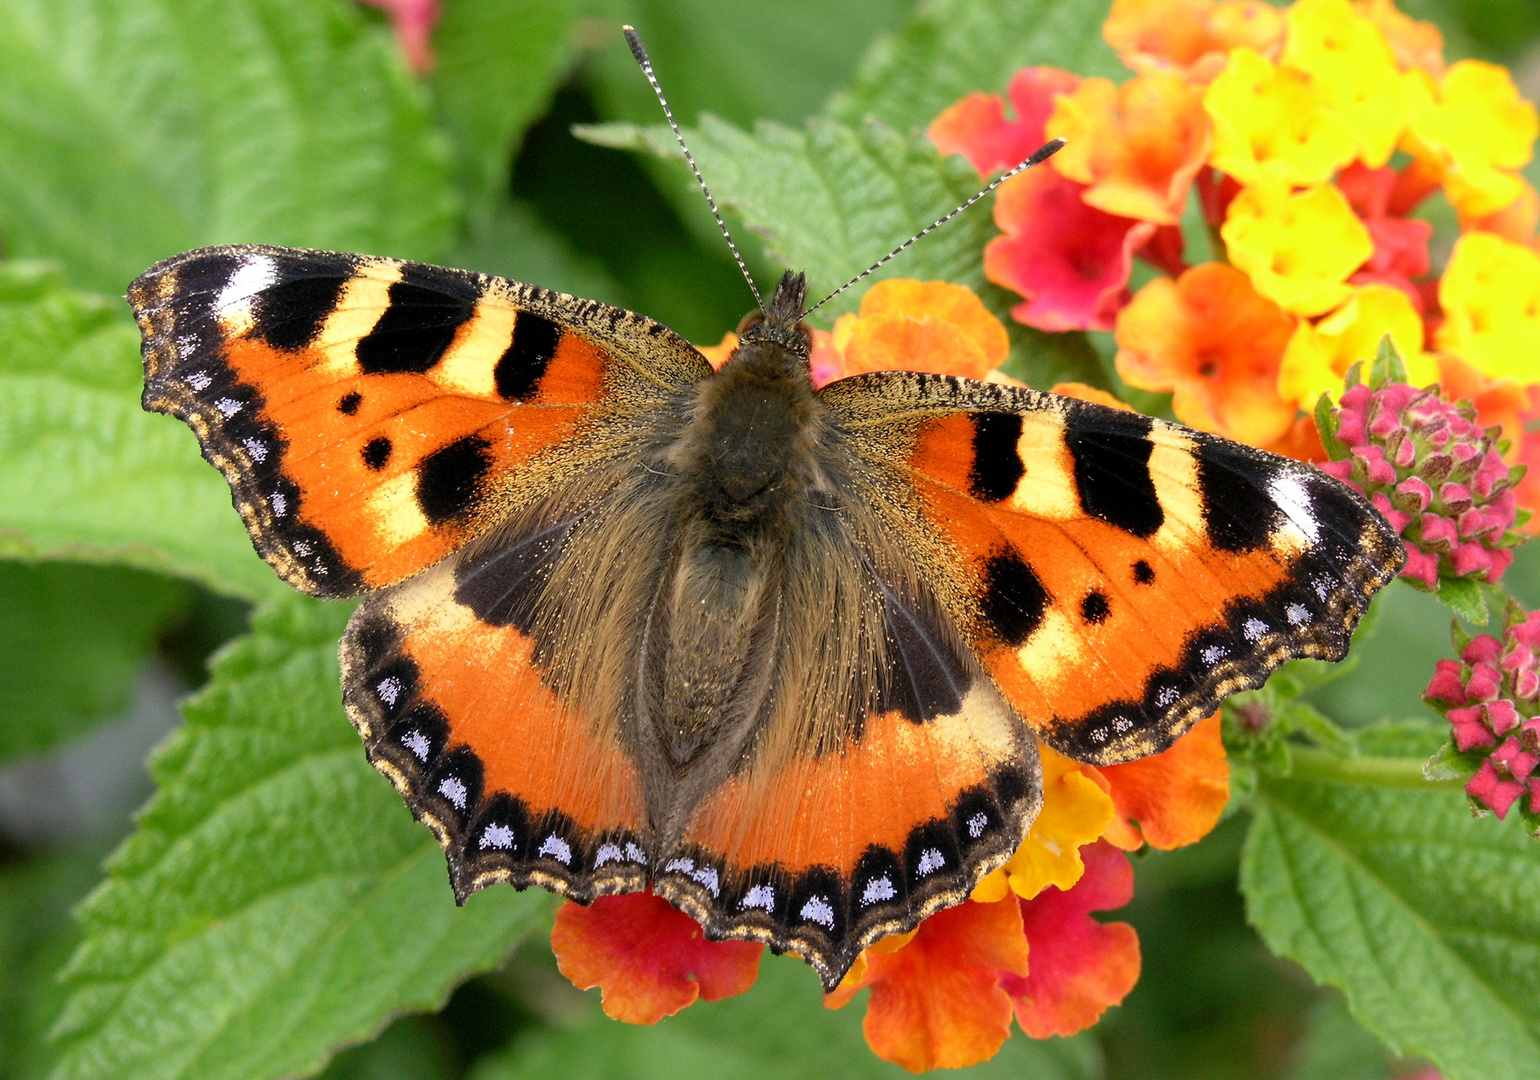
[{"xmin": 1286, "ymin": 746, "xmax": 1464, "ymax": 790}]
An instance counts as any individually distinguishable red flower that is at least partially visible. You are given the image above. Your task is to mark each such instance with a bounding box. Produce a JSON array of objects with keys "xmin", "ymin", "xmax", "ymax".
[
  {"xmin": 1003, "ymin": 842, "xmax": 1142, "ymax": 1038},
  {"xmin": 931, "ymin": 68, "xmax": 1157, "ymax": 332},
  {"xmin": 551, "ymin": 891, "xmax": 762, "ymax": 1024}
]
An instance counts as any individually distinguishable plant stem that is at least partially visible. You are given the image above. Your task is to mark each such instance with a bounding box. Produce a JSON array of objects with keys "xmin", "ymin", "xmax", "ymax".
[{"xmin": 1286, "ymin": 746, "xmax": 1464, "ymax": 790}]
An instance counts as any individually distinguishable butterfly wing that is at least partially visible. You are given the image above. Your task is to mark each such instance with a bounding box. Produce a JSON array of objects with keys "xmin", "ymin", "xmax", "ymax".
[
  {"xmin": 819, "ymin": 371, "xmax": 1404, "ymax": 766},
  {"xmin": 654, "ymin": 524, "xmax": 1042, "ymax": 989},
  {"xmin": 131, "ymin": 245, "xmax": 710, "ymax": 597}
]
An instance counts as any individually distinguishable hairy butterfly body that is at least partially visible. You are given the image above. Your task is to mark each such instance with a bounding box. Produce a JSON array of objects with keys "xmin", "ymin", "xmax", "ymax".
[{"xmin": 131, "ymin": 245, "xmax": 1402, "ymax": 987}]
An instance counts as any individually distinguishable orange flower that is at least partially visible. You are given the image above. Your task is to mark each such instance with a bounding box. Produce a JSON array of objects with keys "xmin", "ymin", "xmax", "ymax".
[
  {"xmin": 550, "ymin": 891, "xmax": 763, "ymax": 1024},
  {"xmin": 1001, "ymin": 841, "xmax": 1142, "ymax": 1038},
  {"xmin": 1115, "ymin": 263, "xmax": 1299, "ymax": 445},
  {"xmin": 1459, "ymin": 180, "xmax": 1540, "ymax": 245},
  {"xmin": 831, "ymin": 280, "xmax": 1009, "ymax": 379},
  {"xmin": 1051, "ymin": 382, "xmax": 1135, "ymax": 411},
  {"xmin": 1094, "ymin": 713, "xmax": 1230, "ymax": 850},
  {"xmin": 1045, "ymin": 72, "xmax": 1213, "ymax": 226},
  {"xmin": 825, "ymin": 894, "xmax": 1031, "ymax": 1072},
  {"xmin": 696, "ymin": 331, "xmax": 738, "ymax": 370},
  {"xmin": 1103, "ymin": 0, "xmax": 1284, "ymax": 83}
]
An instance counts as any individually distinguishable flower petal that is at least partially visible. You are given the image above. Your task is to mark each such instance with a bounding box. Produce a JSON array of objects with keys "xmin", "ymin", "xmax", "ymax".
[
  {"xmin": 551, "ymin": 892, "xmax": 763, "ymax": 1024},
  {"xmin": 1103, "ymin": 0, "xmax": 1284, "ymax": 83},
  {"xmin": 1223, "ymin": 180, "xmax": 1375, "ymax": 316},
  {"xmin": 1046, "ymin": 73, "xmax": 1213, "ymax": 225},
  {"xmin": 1095, "ymin": 713, "xmax": 1230, "ymax": 850},
  {"xmin": 1114, "ymin": 262, "xmax": 1298, "ymax": 445},
  {"xmin": 835, "ymin": 279, "xmax": 1008, "ymax": 379},
  {"xmin": 1282, "ymin": 0, "xmax": 1411, "ymax": 168},
  {"xmin": 1204, "ymin": 48, "xmax": 1357, "ymax": 187},
  {"xmin": 1405, "ymin": 61, "xmax": 1539, "ymax": 218},
  {"xmin": 1437, "ymin": 232, "xmax": 1540, "ymax": 384},
  {"xmin": 827, "ymin": 898, "xmax": 1031, "ymax": 1072},
  {"xmin": 929, "ymin": 68, "xmax": 1080, "ymax": 176},
  {"xmin": 985, "ymin": 167, "xmax": 1155, "ymax": 332},
  {"xmin": 357, "ymin": 0, "xmax": 440, "ymax": 74},
  {"xmin": 972, "ymin": 743, "xmax": 1114, "ymax": 903},
  {"xmin": 1278, "ymin": 284, "xmax": 1434, "ymax": 411},
  {"xmin": 1002, "ymin": 841, "xmax": 1142, "ymax": 1038}
]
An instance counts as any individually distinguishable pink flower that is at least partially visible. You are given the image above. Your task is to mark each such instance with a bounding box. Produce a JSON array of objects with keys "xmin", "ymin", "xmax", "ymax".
[{"xmin": 356, "ymin": 0, "xmax": 440, "ymax": 74}]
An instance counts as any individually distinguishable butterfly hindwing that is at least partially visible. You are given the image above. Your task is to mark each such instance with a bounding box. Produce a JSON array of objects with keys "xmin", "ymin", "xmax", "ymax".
[
  {"xmin": 131, "ymin": 244, "xmax": 711, "ymax": 598},
  {"xmin": 822, "ymin": 371, "xmax": 1404, "ymax": 766}
]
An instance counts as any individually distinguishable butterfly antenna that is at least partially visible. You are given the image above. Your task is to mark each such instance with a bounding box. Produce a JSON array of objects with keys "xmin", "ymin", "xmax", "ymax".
[
  {"xmin": 804, "ymin": 139, "xmax": 1066, "ymax": 318},
  {"xmin": 624, "ymin": 25, "xmax": 765, "ymax": 313}
]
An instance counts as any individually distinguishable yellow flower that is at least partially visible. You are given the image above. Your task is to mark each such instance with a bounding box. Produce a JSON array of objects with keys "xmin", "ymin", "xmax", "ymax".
[
  {"xmin": 1222, "ymin": 179, "xmax": 1374, "ymax": 316},
  {"xmin": 1437, "ymin": 232, "xmax": 1540, "ymax": 383},
  {"xmin": 1277, "ymin": 284, "xmax": 1436, "ymax": 409},
  {"xmin": 970, "ymin": 744, "xmax": 1113, "ymax": 903},
  {"xmin": 1204, "ymin": 47, "xmax": 1356, "ymax": 186},
  {"xmin": 1281, "ymin": 0, "xmax": 1409, "ymax": 168},
  {"xmin": 1405, "ymin": 60, "xmax": 1539, "ymax": 218}
]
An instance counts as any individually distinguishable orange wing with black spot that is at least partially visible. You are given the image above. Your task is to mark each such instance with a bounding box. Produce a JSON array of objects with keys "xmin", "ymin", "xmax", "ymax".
[
  {"xmin": 821, "ymin": 371, "xmax": 1404, "ymax": 767},
  {"xmin": 132, "ymin": 245, "xmax": 710, "ymax": 597}
]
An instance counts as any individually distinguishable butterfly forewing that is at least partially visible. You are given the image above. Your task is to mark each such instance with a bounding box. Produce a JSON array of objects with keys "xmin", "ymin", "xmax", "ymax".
[{"xmin": 820, "ymin": 371, "xmax": 1404, "ymax": 765}]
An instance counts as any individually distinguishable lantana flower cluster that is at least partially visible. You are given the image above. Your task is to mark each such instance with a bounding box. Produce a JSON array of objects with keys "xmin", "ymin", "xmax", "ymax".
[
  {"xmin": 1318, "ymin": 367, "xmax": 1527, "ymax": 587},
  {"xmin": 1425, "ymin": 607, "xmax": 1540, "ymax": 828},
  {"xmin": 559, "ymin": 286, "xmax": 1231, "ymax": 1072},
  {"xmin": 928, "ymin": 0, "xmax": 1540, "ymax": 532}
]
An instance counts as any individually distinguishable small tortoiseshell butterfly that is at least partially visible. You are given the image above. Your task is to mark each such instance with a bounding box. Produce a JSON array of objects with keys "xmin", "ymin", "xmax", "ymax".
[{"xmin": 129, "ymin": 245, "xmax": 1402, "ymax": 987}]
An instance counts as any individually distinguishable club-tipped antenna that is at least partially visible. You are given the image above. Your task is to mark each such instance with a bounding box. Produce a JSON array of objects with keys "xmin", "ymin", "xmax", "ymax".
[
  {"xmin": 804, "ymin": 139, "xmax": 1066, "ymax": 318},
  {"xmin": 624, "ymin": 25, "xmax": 765, "ymax": 313}
]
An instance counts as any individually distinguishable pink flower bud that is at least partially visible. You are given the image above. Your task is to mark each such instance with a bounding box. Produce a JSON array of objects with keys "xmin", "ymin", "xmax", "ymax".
[
  {"xmin": 1472, "ymin": 451, "xmax": 1511, "ymax": 499},
  {"xmin": 1450, "ymin": 542, "xmax": 1493, "ymax": 577},
  {"xmin": 1513, "ymin": 667, "xmax": 1540, "ymax": 701},
  {"xmin": 1492, "ymin": 736, "xmax": 1539, "ymax": 782},
  {"xmin": 1463, "ymin": 636, "xmax": 1504, "ymax": 665},
  {"xmin": 1484, "ymin": 699, "xmax": 1522, "ymax": 736},
  {"xmin": 1439, "ymin": 483, "xmax": 1473, "ymax": 513},
  {"xmin": 1449, "ymin": 705, "xmax": 1498, "ymax": 750},
  {"xmin": 1401, "ymin": 544, "xmax": 1440, "ymax": 587},
  {"xmin": 1319, "ymin": 459, "xmax": 1354, "ymax": 483},
  {"xmin": 1418, "ymin": 453, "xmax": 1454, "ymax": 483},
  {"xmin": 1426, "ymin": 659, "xmax": 1469, "ymax": 704},
  {"xmin": 1466, "ymin": 662, "xmax": 1503, "ymax": 701},
  {"xmin": 1467, "ymin": 758, "xmax": 1527, "ymax": 818},
  {"xmin": 1521, "ymin": 718, "xmax": 1540, "ymax": 755},
  {"xmin": 1511, "ymin": 614, "xmax": 1540, "ymax": 651},
  {"xmin": 1371, "ymin": 492, "xmax": 1411, "ymax": 532},
  {"xmin": 1418, "ymin": 513, "xmax": 1458, "ymax": 550},
  {"xmin": 1394, "ymin": 476, "xmax": 1433, "ymax": 511}
]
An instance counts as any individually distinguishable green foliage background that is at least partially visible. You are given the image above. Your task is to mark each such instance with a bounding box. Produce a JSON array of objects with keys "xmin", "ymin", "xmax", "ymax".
[{"xmin": 0, "ymin": 1, "xmax": 1538, "ymax": 1078}]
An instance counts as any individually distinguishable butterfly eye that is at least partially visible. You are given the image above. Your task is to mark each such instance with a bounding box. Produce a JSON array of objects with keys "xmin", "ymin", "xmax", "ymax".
[{"xmin": 736, "ymin": 311, "xmax": 766, "ymax": 337}]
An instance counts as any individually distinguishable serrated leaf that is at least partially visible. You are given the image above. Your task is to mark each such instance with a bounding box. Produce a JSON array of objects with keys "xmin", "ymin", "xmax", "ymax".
[
  {"xmin": 1368, "ymin": 334, "xmax": 1408, "ymax": 387},
  {"xmin": 826, "ymin": 0, "xmax": 1122, "ymax": 136},
  {"xmin": 0, "ymin": 263, "xmax": 282, "ymax": 601},
  {"xmin": 0, "ymin": 0, "xmax": 456, "ymax": 295},
  {"xmin": 431, "ymin": 0, "xmax": 571, "ymax": 217},
  {"xmin": 1423, "ymin": 739, "xmax": 1483, "ymax": 783},
  {"xmin": 1434, "ymin": 576, "xmax": 1489, "ymax": 625},
  {"xmin": 579, "ymin": 116, "xmax": 1104, "ymax": 387},
  {"xmin": 0, "ymin": 561, "xmax": 189, "ymax": 763},
  {"xmin": 49, "ymin": 595, "xmax": 553, "ymax": 1080},
  {"xmin": 473, "ymin": 951, "xmax": 1102, "ymax": 1080},
  {"xmin": 1242, "ymin": 775, "xmax": 1540, "ymax": 1080}
]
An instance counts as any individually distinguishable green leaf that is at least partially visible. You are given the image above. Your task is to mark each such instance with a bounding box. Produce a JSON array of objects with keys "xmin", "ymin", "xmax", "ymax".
[
  {"xmin": 826, "ymin": 0, "xmax": 1122, "ymax": 136},
  {"xmin": 1367, "ymin": 334, "xmax": 1408, "ymax": 387},
  {"xmin": 0, "ymin": 263, "xmax": 282, "ymax": 601},
  {"xmin": 579, "ymin": 116, "xmax": 1103, "ymax": 387},
  {"xmin": 431, "ymin": 0, "xmax": 571, "ymax": 218},
  {"xmin": 446, "ymin": 197, "xmax": 626, "ymax": 307},
  {"xmin": 0, "ymin": 0, "xmax": 456, "ymax": 295},
  {"xmin": 1242, "ymin": 774, "xmax": 1540, "ymax": 1080},
  {"xmin": 473, "ymin": 951, "xmax": 1103, "ymax": 1080},
  {"xmin": 0, "ymin": 561, "xmax": 189, "ymax": 763},
  {"xmin": 49, "ymin": 595, "xmax": 553, "ymax": 1080},
  {"xmin": 1434, "ymin": 576, "xmax": 1490, "ymax": 625}
]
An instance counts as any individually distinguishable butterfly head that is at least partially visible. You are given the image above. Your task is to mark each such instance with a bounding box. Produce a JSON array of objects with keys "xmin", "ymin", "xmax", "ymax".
[{"xmin": 731, "ymin": 270, "xmax": 811, "ymax": 375}]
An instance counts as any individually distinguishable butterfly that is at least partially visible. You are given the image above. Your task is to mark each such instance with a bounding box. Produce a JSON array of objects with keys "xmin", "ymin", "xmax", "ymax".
[{"xmin": 129, "ymin": 244, "xmax": 1403, "ymax": 989}]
